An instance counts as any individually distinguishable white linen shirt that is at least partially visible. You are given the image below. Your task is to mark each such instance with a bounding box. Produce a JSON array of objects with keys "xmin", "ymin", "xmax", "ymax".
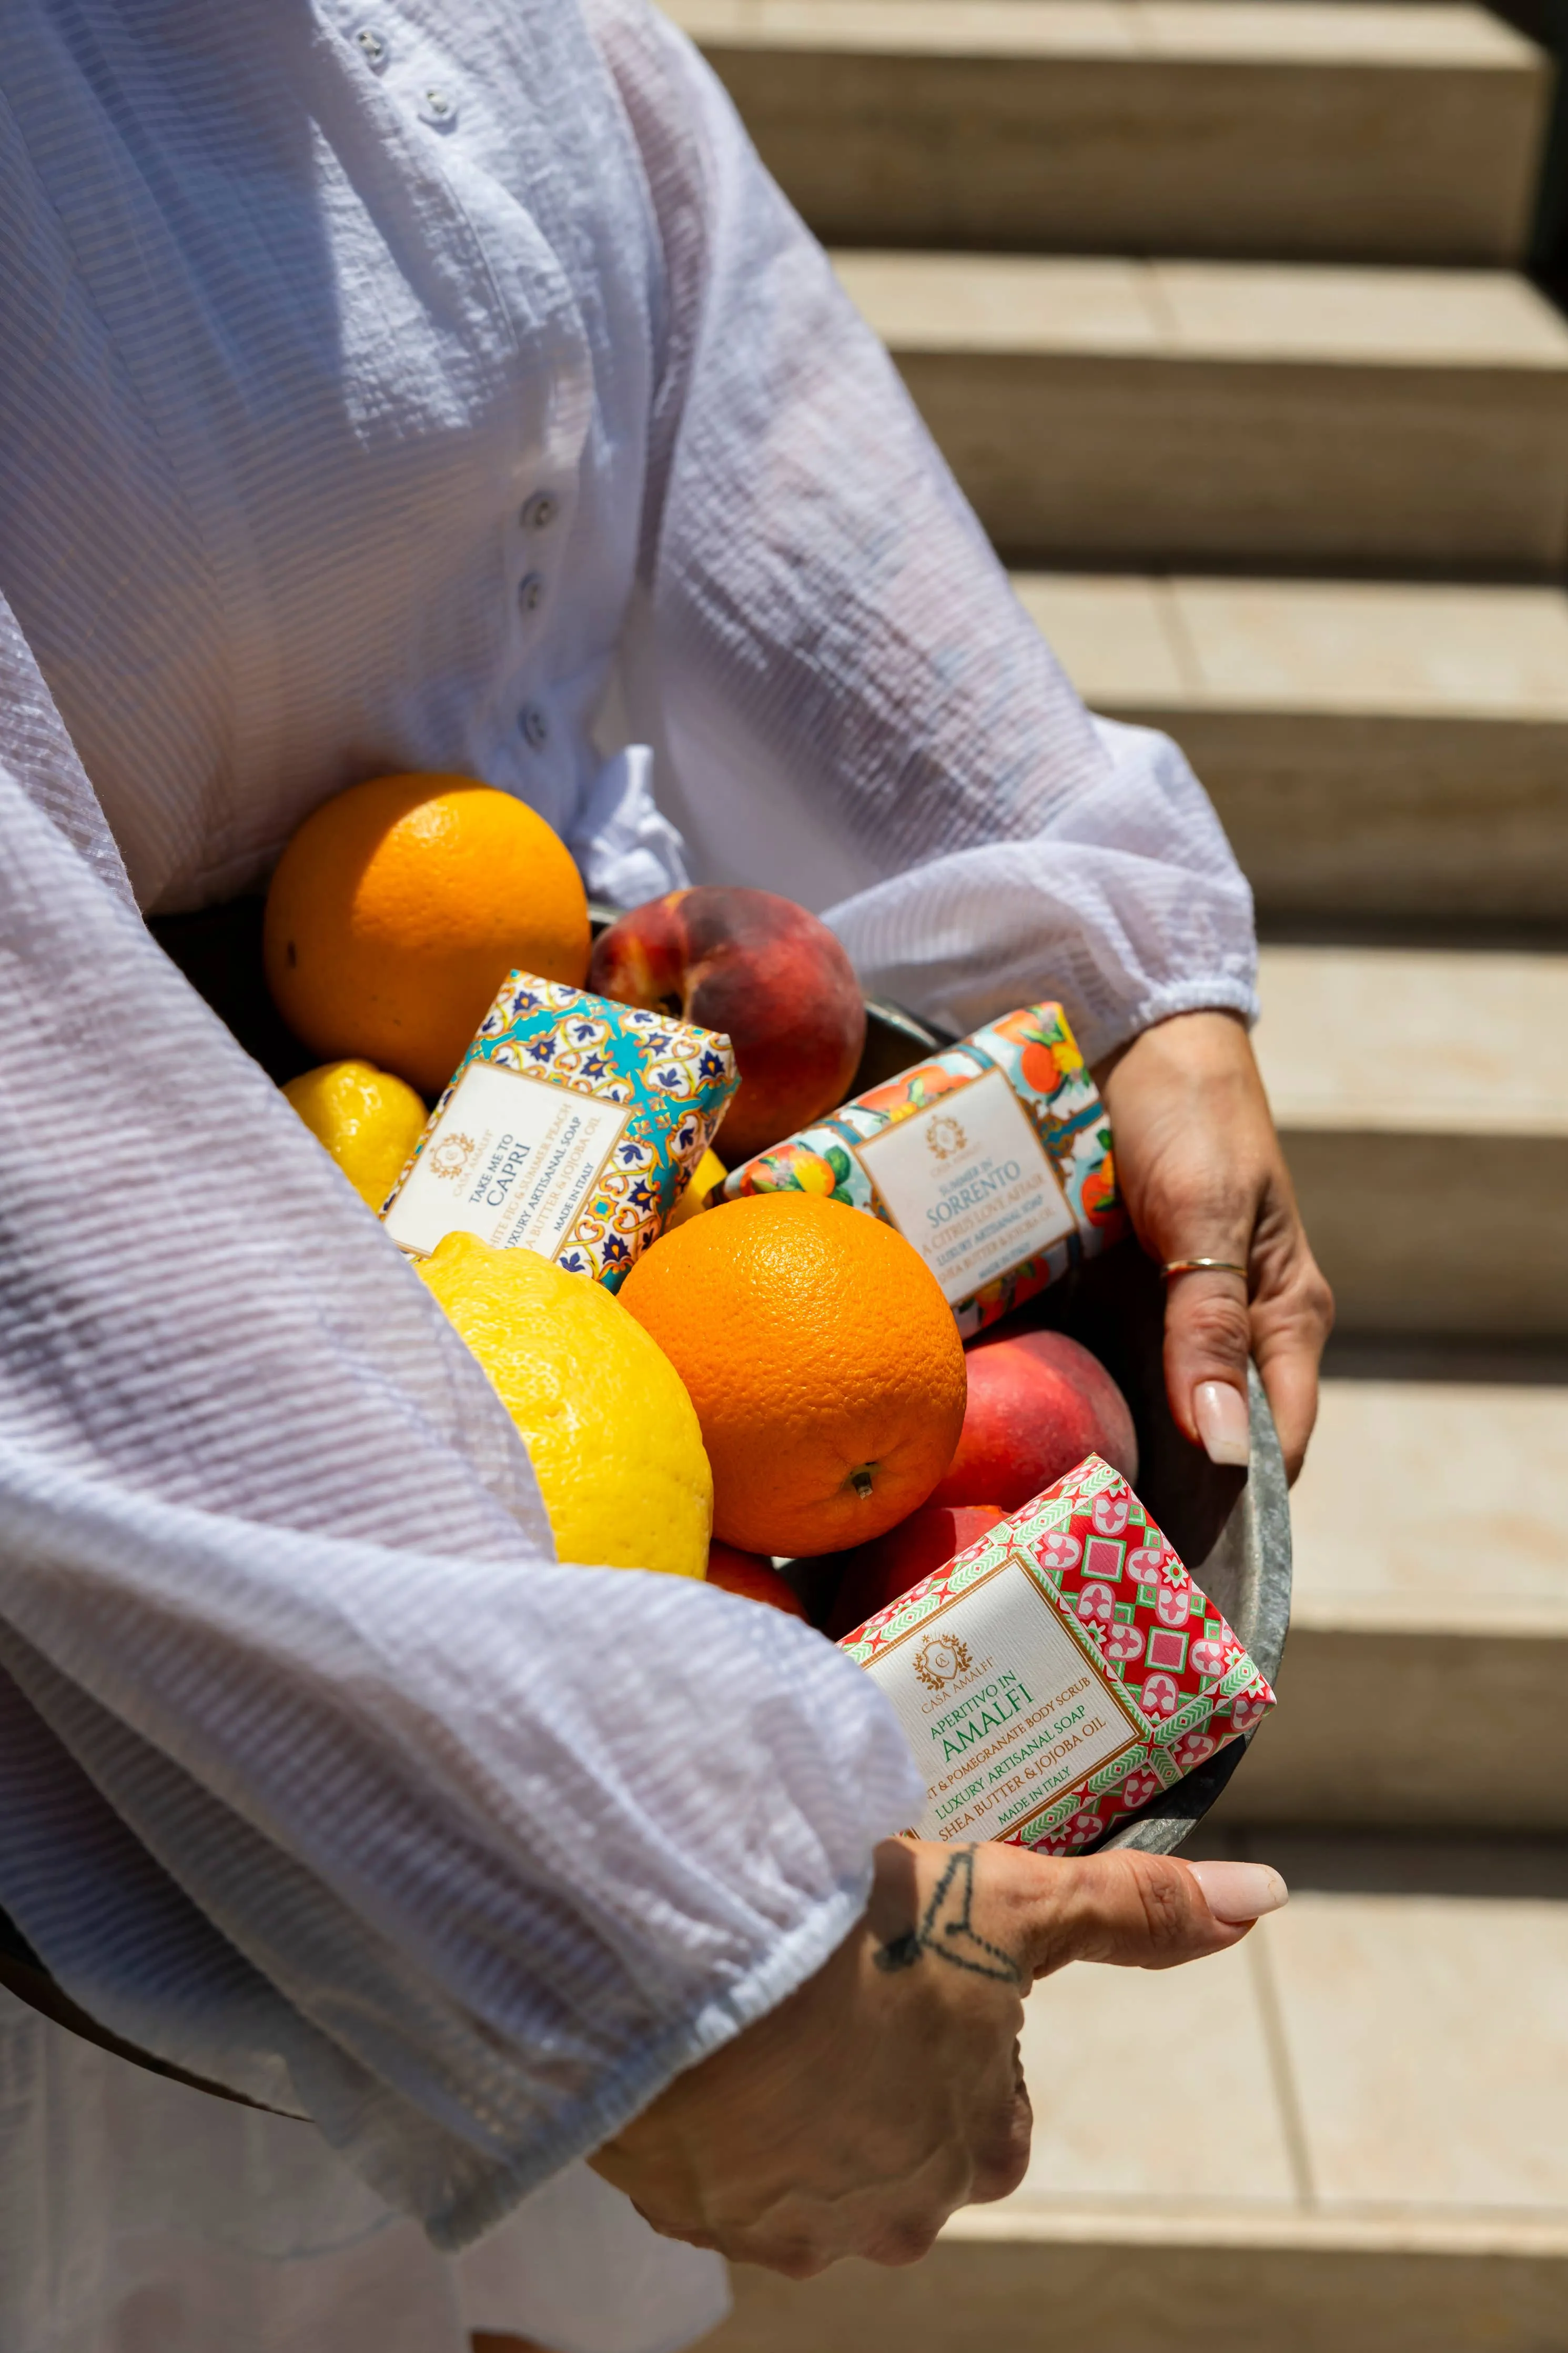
[{"xmin": 0, "ymin": 1, "xmax": 1257, "ymax": 2345}]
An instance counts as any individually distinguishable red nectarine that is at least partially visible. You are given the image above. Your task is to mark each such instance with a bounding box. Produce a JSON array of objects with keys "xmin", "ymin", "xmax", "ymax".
[
  {"xmin": 590, "ymin": 887, "xmax": 866, "ymax": 1161},
  {"xmin": 926, "ymin": 1330, "xmax": 1137, "ymax": 1511},
  {"xmin": 706, "ymin": 1541, "xmax": 808, "ymax": 1619},
  {"xmin": 823, "ymin": 1504, "xmax": 1005, "ymax": 1641}
]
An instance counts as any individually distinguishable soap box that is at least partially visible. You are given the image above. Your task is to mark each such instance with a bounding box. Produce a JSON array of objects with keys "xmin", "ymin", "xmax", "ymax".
[
  {"xmin": 721, "ymin": 1003, "xmax": 1126, "ymax": 1335},
  {"xmin": 381, "ymin": 971, "xmax": 737, "ymax": 1288},
  {"xmin": 838, "ymin": 1455, "xmax": 1274, "ymax": 1854}
]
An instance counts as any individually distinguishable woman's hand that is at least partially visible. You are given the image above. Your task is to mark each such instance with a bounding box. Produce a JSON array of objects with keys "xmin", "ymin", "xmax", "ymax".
[
  {"xmin": 590, "ymin": 1837, "xmax": 1284, "ymax": 2277},
  {"xmin": 1095, "ymin": 1010, "xmax": 1333, "ymax": 1483}
]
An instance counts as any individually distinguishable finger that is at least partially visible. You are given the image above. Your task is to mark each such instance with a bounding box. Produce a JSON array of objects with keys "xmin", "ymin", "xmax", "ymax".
[
  {"xmin": 1251, "ymin": 1254, "xmax": 1335, "ymax": 1484},
  {"xmin": 1254, "ymin": 1323, "xmax": 1321, "ymax": 1484},
  {"xmin": 1161, "ymin": 1266, "xmax": 1252, "ymax": 1467},
  {"xmin": 1015, "ymin": 1849, "xmax": 1287, "ymax": 1979}
]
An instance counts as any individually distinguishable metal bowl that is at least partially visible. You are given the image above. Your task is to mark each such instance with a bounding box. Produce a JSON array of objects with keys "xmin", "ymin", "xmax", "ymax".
[
  {"xmin": 0, "ymin": 933, "xmax": 1289, "ymax": 2099},
  {"xmin": 845, "ymin": 999, "xmax": 1290, "ymax": 1854}
]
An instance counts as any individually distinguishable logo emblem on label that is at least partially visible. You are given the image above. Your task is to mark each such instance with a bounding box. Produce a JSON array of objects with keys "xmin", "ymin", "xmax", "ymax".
[
  {"xmin": 925, "ymin": 1113, "xmax": 967, "ymax": 1163},
  {"xmin": 428, "ymin": 1132, "xmax": 478, "ymax": 1184},
  {"xmin": 913, "ymin": 1630, "xmax": 974, "ymax": 1691}
]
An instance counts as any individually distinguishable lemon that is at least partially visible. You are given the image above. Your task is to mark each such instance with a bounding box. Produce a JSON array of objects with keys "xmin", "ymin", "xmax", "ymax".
[
  {"xmin": 283, "ymin": 1059, "xmax": 428, "ymax": 1210},
  {"xmin": 416, "ymin": 1232, "xmax": 712, "ymax": 1578},
  {"xmin": 665, "ymin": 1146, "xmax": 729, "ymax": 1232}
]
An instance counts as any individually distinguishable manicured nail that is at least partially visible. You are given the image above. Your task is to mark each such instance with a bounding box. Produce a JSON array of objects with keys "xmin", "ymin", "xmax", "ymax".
[
  {"xmin": 1194, "ymin": 1380, "xmax": 1250, "ymax": 1467},
  {"xmin": 1188, "ymin": 1860, "xmax": 1289, "ymax": 1923}
]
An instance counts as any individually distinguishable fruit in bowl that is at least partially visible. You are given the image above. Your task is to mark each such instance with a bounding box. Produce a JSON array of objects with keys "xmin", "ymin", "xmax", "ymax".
[
  {"xmin": 822, "ymin": 1503, "xmax": 1006, "ymax": 1640},
  {"xmin": 926, "ymin": 1329, "xmax": 1137, "ymax": 1510},
  {"xmin": 282, "ymin": 1058, "xmax": 427, "ymax": 1209},
  {"xmin": 589, "ymin": 887, "xmax": 866, "ymax": 1162},
  {"xmin": 706, "ymin": 1542, "xmax": 808, "ymax": 1618},
  {"xmin": 416, "ymin": 1232, "xmax": 711, "ymax": 1580},
  {"xmin": 265, "ymin": 774, "xmax": 590, "ymax": 1097},
  {"xmin": 618, "ymin": 1192, "xmax": 966, "ymax": 1557}
]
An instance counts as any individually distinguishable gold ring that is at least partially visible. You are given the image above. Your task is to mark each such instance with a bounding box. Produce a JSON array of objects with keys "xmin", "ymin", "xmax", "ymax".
[{"xmin": 1161, "ymin": 1257, "xmax": 1247, "ymax": 1281}]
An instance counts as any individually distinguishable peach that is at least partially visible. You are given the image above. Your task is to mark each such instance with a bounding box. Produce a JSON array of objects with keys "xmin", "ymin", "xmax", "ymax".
[
  {"xmin": 706, "ymin": 1541, "xmax": 808, "ymax": 1619},
  {"xmin": 926, "ymin": 1330, "xmax": 1137, "ymax": 1511},
  {"xmin": 824, "ymin": 1504, "xmax": 1006, "ymax": 1641},
  {"xmin": 590, "ymin": 887, "xmax": 866, "ymax": 1162}
]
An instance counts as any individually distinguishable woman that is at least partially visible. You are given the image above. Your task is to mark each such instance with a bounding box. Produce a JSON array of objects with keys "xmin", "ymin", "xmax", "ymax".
[{"xmin": 0, "ymin": 2, "xmax": 1329, "ymax": 2347}]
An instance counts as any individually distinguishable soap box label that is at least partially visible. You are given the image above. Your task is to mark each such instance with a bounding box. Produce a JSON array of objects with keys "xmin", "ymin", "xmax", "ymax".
[
  {"xmin": 382, "ymin": 1060, "xmax": 631, "ymax": 1261},
  {"xmin": 839, "ymin": 1455, "xmax": 1276, "ymax": 1854},
  {"xmin": 380, "ymin": 971, "xmax": 737, "ymax": 1290},
  {"xmin": 853, "ymin": 1064, "xmax": 1076, "ymax": 1307}
]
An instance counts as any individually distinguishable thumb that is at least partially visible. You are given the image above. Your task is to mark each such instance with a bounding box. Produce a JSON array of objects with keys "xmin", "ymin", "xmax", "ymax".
[{"xmin": 1017, "ymin": 1851, "xmax": 1288, "ymax": 1981}]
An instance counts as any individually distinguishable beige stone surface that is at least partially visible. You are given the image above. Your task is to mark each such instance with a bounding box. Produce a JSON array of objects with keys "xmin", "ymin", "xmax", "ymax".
[
  {"xmin": 1271, "ymin": 1894, "xmax": 1568, "ymax": 2210},
  {"xmin": 705, "ymin": 2229, "xmax": 1568, "ymax": 2352},
  {"xmin": 1215, "ymin": 1623, "xmax": 1568, "ymax": 1827},
  {"xmin": 1155, "ymin": 260, "xmax": 1568, "ymax": 365},
  {"xmin": 1171, "ymin": 577, "xmax": 1568, "ymax": 718},
  {"xmin": 1013, "ymin": 572, "xmax": 1194, "ymax": 702},
  {"xmin": 668, "ymin": 0, "xmax": 1539, "ymax": 68},
  {"xmin": 1018, "ymin": 574, "xmax": 1568, "ymax": 719},
  {"xmin": 1014, "ymin": 578, "xmax": 1568, "ymax": 919},
  {"xmin": 708, "ymin": 14, "xmax": 1549, "ymax": 266},
  {"xmin": 1290, "ymin": 1378, "xmax": 1568, "ymax": 1634},
  {"xmin": 833, "ymin": 262, "xmax": 1568, "ymax": 566},
  {"xmin": 1255, "ymin": 945, "xmax": 1568, "ymax": 1137},
  {"xmin": 1283, "ymin": 1129, "xmax": 1568, "ymax": 1336},
  {"xmin": 833, "ymin": 252, "xmax": 1163, "ymax": 353},
  {"xmin": 1016, "ymin": 1934, "xmax": 1296, "ymax": 2204},
  {"xmin": 837, "ymin": 253, "xmax": 1568, "ymax": 366}
]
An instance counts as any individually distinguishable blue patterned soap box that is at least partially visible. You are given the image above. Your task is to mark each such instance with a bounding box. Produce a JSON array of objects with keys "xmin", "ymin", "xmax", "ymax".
[{"xmin": 380, "ymin": 971, "xmax": 738, "ymax": 1289}]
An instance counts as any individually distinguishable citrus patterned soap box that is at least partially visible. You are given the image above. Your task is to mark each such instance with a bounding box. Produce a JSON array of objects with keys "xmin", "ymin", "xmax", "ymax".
[
  {"xmin": 722, "ymin": 1002, "xmax": 1126, "ymax": 1335},
  {"xmin": 381, "ymin": 970, "xmax": 737, "ymax": 1288}
]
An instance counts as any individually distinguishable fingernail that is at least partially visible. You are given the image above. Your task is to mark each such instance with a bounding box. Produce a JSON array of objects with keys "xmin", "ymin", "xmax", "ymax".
[
  {"xmin": 1188, "ymin": 1860, "xmax": 1289, "ymax": 1923},
  {"xmin": 1194, "ymin": 1380, "xmax": 1250, "ymax": 1467}
]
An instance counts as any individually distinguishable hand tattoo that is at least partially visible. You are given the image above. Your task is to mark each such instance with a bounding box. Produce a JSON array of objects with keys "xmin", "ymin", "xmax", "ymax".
[{"xmin": 874, "ymin": 1847, "xmax": 1021, "ymax": 1985}]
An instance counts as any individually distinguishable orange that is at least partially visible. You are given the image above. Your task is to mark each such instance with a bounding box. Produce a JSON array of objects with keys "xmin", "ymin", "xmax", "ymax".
[
  {"xmin": 617, "ymin": 1193, "xmax": 967, "ymax": 1557},
  {"xmin": 264, "ymin": 774, "xmax": 590, "ymax": 1097}
]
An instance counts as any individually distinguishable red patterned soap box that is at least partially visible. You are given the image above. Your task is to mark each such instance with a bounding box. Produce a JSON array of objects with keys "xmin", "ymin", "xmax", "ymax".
[{"xmin": 837, "ymin": 1455, "xmax": 1275, "ymax": 1854}]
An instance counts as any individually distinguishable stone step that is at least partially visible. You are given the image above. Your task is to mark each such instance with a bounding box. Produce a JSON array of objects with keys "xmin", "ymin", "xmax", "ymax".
[
  {"xmin": 1015, "ymin": 572, "xmax": 1568, "ymax": 924},
  {"xmin": 1254, "ymin": 943, "xmax": 1568, "ymax": 1338},
  {"xmin": 667, "ymin": 0, "xmax": 1549, "ymax": 264},
  {"xmin": 1217, "ymin": 1369, "xmax": 1568, "ymax": 1828},
  {"xmin": 702, "ymin": 1830, "xmax": 1568, "ymax": 2349},
  {"xmin": 831, "ymin": 252, "xmax": 1568, "ymax": 569}
]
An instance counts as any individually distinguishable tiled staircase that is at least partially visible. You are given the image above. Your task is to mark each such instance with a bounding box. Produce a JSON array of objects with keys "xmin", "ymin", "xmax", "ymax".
[{"xmin": 672, "ymin": 3, "xmax": 1568, "ymax": 2345}]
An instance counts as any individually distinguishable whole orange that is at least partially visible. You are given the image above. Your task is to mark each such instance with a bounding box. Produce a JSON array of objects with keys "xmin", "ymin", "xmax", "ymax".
[
  {"xmin": 617, "ymin": 1194, "xmax": 967, "ymax": 1557},
  {"xmin": 264, "ymin": 775, "xmax": 590, "ymax": 1097}
]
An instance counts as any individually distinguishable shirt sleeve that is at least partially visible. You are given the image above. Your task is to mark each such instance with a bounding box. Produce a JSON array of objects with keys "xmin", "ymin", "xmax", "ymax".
[
  {"xmin": 0, "ymin": 592, "xmax": 923, "ymax": 2247},
  {"xmin": 586, "ymin": 0, "xmax": 1258, "ymax": 1064}
]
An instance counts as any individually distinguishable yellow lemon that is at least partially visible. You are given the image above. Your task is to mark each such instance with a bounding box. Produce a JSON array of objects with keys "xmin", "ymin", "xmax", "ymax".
[
  {"xmin": 416, "ymin": 1232, "xmax": 711, "ymax": 1578},
  {"xmin": 664, "ymin": 1147, "xmax": 729, "ymax": 1232},
  {"xmin": 283, "ymin": 1059, "xmax": 428, "ymax": 1209}
]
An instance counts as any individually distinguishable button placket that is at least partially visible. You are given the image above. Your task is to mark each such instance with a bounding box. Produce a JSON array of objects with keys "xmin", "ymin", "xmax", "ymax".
[
  {"xmin": 353, "ymin": 25, "xmax": 390, "ymax": 70},
  {"xmin": 418, "ymin": 85, "xmax": 458, "ymax": 129},
  {"xmin": 519, "ymin": 704, "xmax": 550, "ymax": 751}
]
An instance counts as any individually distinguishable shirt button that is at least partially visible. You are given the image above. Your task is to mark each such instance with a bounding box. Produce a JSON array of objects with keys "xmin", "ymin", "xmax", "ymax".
[
  {"xmin": 518, "ymin": 572, "xmax": 546, "ymax": 616},
  {"xmin": 419, "ymin": 86, "xmax": 457, "ymax": 128},
  {"xmin": 519, "ymin": 704, "xmax": 550, "ymax": 750},
  {"xmin": 354, "ymin": 25, "xmax": 389, "ymax": 68},
  {"xmin": 521, "ymin": 492, "xmax": 558, "ymax": 532}
]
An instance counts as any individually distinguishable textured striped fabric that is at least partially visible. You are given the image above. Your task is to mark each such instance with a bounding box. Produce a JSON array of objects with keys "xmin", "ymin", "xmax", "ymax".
[{"xmin": 0, "ymin": 0, "xmax": 1256, "ymax": 2337}]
